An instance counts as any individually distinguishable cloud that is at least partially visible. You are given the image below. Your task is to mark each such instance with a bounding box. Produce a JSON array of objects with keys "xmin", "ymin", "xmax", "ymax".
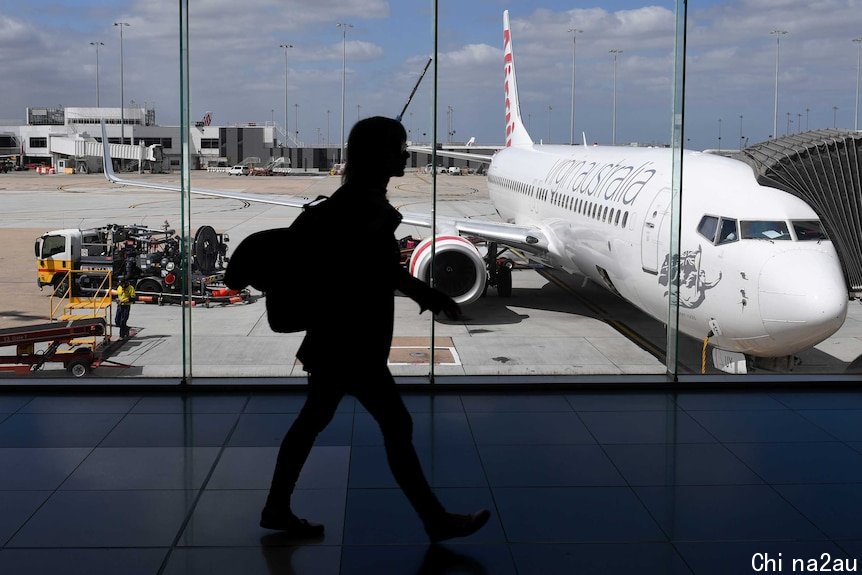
[{"xmin": 301, "ymin": 40, "xmax": 385, "ymax": 62}]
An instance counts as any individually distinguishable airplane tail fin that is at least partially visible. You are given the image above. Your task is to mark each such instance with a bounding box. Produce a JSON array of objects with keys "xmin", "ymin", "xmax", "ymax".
[{"xmin": 503, "ymin": 10, "xmax": 533, "ymax": 147}]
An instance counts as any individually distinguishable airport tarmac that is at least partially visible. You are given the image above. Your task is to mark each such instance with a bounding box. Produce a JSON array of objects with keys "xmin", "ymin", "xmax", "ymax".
[{"xmin": 1, "ymin": 170, "xmax": 860, "ymax": 379}]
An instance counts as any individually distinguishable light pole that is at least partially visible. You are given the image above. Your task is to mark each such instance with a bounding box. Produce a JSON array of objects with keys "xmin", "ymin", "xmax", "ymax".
[
  {"xmin": 547, "ymin": 105, "xmax": 553, "ymax": 144},
  {"xmin": 717, "ymin": 118, "xmax": 722, "ymax": 151},
  {"xmin": 739, "ymin": 114, "xmax": 744, "ymax": 149},
  {"xmin": 279, "ymin": 43, "xmax": 293, "ymax": 145},
  {"xmin": 336, "ymin": 22, "xmax": 353, "ymax": 164},
  {"xmin": 806, "ymin": 107, "xmax": 810, "ymax": 131},
  {"xmin": 786, "ymin": 111, "xmax": 791, "ymax": 135},
  {"xmin": 833, "ymin": 105, "xmax": 839, "ymax": 128},
  {"xmin": 568, "ymin": 28, "xmax": 582, "ymax": 145},
  {"xmin": 294, "ymin": 103, "xmax": 299, "ymax": 145},
  {"xmin": 797, "ymin": 112, "xmax": 802, "ymax": 134},
  {"xmin": 89, "ymin": 41, "xmax": 104, "ymax": 107},
  {"xmin": 854, "ymin": 37, "xmax": 862, "ymax": 130},
  {"xmin": 326, "ymin": 109, "xmax": 330, "ymax": 146},
  {"xmin": 408, "ymin": 111, "xmax": 413, "ymax": 143},
  {"xmin": 447, "ymin": 105, "xmax": 454, "ymax": 143},
  {"xmin": 114, "ymin": 22, "xmax": 129, "ymax": 147},
  {"xmin": 357, "ymin": 104, "xmax": 361, "ymax": 122},
  {"xmin": 770, "ymin": 30, "xmax": 787, "ymax": 140},
  {"xmin": 609, "ymin": 49, "xmax": 623, "ymax": 145}
]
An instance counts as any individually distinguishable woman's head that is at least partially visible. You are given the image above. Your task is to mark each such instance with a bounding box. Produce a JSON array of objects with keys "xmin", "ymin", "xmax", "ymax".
[{"xmin": 343, "ymin": 116, "xmax": 408, "ymax": 186}]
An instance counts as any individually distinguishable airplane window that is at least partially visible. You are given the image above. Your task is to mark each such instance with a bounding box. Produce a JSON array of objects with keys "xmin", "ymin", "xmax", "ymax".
[
  {"xmin": 622, "ymin": 211, "xmax": 629, "ymax": 228},
  {"xmin": 614, "ymin": 210, "xmax": 621, "ymax": 226},
  {"xmin": 697, "ymin": 215, "xmax": 719, "ymax": 243},
  {"xmin": 609, "ymin": 208, "xmax": 615, "ymax": 224},
  {"xmin": 740, "ymin": 220, "xmax": 791, "ymax": 240},
  {"xmin": 602, "ymin": 206, "xmax": 609, "ymax": 222},
  {"xmin": 717, "ymin": 218, "xmax": 738, "ymax": 244},
  {"xmin": 792, "ymin": 220, "xmax": 828, "ymax": 240}
]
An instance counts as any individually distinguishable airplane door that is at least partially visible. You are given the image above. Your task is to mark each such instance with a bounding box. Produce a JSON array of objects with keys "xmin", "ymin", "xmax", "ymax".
[{"xmin": 640, "ymin": 187, "xmax": 671, "ymax": 274}]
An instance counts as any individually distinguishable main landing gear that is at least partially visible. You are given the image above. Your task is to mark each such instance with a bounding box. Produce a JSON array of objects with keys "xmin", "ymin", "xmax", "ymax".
[{"xmin": 485, "ymin": 242, "xmax": 514, "ymax": 297}]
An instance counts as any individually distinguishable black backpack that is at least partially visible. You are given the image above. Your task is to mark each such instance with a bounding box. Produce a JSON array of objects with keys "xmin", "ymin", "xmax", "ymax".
[{"xmin": 224, "ymin": 196, "xmax": 328, "ymax": 332}]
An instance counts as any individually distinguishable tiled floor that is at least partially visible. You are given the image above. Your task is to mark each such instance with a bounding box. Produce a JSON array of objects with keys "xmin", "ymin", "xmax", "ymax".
[{"xmin": 1, "ymin": 389, "xmax": 861, "ymax": 574}]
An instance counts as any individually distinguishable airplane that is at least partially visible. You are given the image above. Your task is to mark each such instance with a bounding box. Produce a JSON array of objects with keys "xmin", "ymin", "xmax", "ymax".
[{"xmin": 100, "ymin": 9, "xmax": 849, "ymax": 374}]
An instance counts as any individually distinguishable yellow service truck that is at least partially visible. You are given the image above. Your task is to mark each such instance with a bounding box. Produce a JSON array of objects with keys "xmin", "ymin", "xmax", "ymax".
[{"xmin": 36, "ymin": 223, "xmax": 230, "ymax": 299}]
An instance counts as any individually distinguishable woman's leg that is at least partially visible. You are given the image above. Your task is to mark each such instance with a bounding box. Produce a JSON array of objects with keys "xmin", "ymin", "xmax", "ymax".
[
  {"xmin": 349, "ymin": 368, "xmax": 445, "ymax": 523},
  {"xmin": 264, "ymin": 372, "xmax": 344, "ymax": 514}
]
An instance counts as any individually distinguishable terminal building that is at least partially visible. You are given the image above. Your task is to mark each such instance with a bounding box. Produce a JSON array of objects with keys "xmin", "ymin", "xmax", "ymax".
[{"xmin": 0, "ymin": 106, "xmax": 497, "ymax": 174}]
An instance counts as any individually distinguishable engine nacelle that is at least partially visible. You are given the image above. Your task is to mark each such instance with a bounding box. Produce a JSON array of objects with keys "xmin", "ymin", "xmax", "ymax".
[{"xmin": 408, "ymin": 235, "xmax": 486, "ymax": 304}]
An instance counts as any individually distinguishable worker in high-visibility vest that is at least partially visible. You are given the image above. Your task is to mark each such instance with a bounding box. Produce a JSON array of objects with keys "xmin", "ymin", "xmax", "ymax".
[{"xmin": 115, "ymin": 278, "xmax": 136, "ymax": 339}]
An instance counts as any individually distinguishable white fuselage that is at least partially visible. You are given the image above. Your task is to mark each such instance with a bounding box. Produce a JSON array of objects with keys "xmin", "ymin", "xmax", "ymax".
[{"xmin": 487, "ymin": 144, "xmax": 848, "ymax": 357}]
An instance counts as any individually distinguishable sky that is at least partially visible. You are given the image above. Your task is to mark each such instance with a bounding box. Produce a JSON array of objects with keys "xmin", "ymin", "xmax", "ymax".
[{"xmin": 1, "ymin": 0, "xmax": 860, "ymax": 150}]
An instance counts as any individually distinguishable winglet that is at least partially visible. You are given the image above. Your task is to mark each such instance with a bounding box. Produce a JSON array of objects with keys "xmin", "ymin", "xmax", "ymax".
[
  {"xmin": 503, "ymin": 10, "xmax": 533, "ymax": 148},
  {"xmin": 100, "ymin": 121, "xmax": 119, "ymax": 183}
]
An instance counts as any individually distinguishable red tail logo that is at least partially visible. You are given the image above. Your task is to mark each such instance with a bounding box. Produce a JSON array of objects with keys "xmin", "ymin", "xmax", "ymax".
[{"xmin": 504, "ymin": 29, "xmax": 515, "ymax": 147}]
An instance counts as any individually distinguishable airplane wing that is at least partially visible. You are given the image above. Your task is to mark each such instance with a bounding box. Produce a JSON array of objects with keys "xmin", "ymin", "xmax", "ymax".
[
  {"xmin": 100, "ymin": 124, "xmax": 313, "ymax": 209},
  {"xmin": 100, "ymin": 123, "xmax": 545, "ymax": 254},
  {"xmin": 400, "ymin": 210, "xmax": 549, "ymax": 255},
  {"xmin": 407, "ymin": 145, "xmax": 495, "ymax": 164},
  {"xmin": 405, "ymin": 145, "xmax": 547, "ymax": 253}
]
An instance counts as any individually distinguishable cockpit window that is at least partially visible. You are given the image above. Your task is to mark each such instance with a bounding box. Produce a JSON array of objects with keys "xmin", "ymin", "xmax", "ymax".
[
  {"xmin": 717, "ymin": 218, "xmax": 738, "ymax": 245},
  {"xmin": 740, "ymin": 220, "xmax": 791, "ymax": 240},
  {"xmin": 697, "ymin": 215, "xmax": 719, "ymax": 243},
  {"xmin": 792, "ymin": 220, "xmax": 828, "ymax": 241}
]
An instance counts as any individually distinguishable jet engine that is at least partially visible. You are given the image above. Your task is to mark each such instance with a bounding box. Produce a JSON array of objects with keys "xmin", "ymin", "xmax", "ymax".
[{"xmin": 408, "ymin": 236, "xmax": 487, "ymax": 304}]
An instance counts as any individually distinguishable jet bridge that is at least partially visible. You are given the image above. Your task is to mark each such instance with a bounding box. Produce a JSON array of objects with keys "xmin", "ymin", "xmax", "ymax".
[
  {"xmin": 732, "ymin": 129, "xmax": 862, "ymax": 296},
  {"xmin": 49, "ymin": 136, "xmax": 163, "ymax": 174}
]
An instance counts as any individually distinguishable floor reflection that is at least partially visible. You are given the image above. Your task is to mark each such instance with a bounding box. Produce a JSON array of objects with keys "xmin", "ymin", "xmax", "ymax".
[{"xmin": 1, "ymin": 390, "xmax": 861, "ymax": 574}]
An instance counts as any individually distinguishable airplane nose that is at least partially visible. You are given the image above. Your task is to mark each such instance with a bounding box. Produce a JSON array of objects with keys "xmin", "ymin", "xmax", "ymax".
[{"xmin": 758, "ymin": 250, "xmax": 848, "ymax": 354}]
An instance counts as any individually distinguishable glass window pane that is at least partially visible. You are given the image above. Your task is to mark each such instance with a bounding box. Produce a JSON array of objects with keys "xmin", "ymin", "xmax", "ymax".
[
  {"xmin": 697, "ymin": 215, "xmax": 719, "ymax": 243},
  {"xmin": 792, "ymin": 220, "xmax": 828, "ymax": 241},
  {"xmin": 740, "ymin": 220, "xmax": 792, "ymax": 240},
  {"xmin": 717, "ymin": 218, "xmax": 738, "ymax": 244}
]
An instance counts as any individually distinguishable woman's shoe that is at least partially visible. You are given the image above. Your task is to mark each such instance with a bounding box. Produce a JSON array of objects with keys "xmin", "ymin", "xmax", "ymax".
[{"xmin": 259, "ymin": 508, "xmax": 325, "ymax": 538}]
